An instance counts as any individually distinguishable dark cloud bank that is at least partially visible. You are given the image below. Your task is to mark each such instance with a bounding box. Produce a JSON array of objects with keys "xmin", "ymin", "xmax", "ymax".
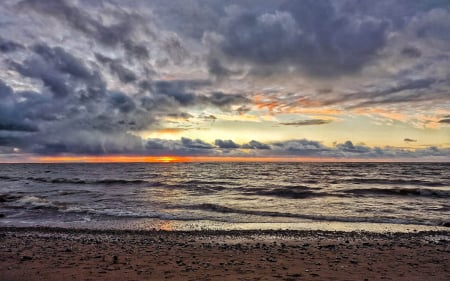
[{"xmin": 0, "ymin": 0, "xmax": 449, "ymax": 160}]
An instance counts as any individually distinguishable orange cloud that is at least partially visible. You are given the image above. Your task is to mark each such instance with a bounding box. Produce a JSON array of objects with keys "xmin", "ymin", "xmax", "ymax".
[
  {"xmin": 156, "ymin": 128, "xmax": 190, "ymax": 134},
  {"xmin": 353, "ymin": 108, "xmax": 408, "ymax": 122}
]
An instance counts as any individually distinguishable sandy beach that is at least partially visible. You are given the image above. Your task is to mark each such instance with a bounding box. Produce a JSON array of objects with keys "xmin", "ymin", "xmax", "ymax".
[{"xmin": 0, "ymin": 227, "xmax": 448, "ymax": 281}]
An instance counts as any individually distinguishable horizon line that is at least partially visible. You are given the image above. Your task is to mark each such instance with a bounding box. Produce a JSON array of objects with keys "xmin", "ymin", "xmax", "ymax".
[{"xmin": 0, "ymin": 155, "xmax": 448, "ymax": 164}]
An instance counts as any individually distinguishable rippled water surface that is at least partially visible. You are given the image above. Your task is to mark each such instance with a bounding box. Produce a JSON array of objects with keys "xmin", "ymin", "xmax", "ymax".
[{"xmin": 0, "ymin": 163, "xmax": 449, "ymax": 230}]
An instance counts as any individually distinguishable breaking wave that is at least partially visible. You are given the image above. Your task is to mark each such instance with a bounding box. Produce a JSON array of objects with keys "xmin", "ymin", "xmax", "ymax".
[{"xmin": 342, "ymin": 188, "xmax": 450, "ymax": 198}]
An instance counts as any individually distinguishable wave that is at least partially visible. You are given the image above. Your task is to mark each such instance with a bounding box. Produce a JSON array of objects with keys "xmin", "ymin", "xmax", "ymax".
[
  {"xmin": 24, "ymin": 177, "xmax": 148, "ymax": 185},
  {"xmin": 253, "ymin": 189, "xmax": 325, "ymax": 199},
  {"xmin": 341, "ymin": 178, "xmax": 447, "ymax": 187},
  {"xmin": 245, "ymin": 186, "xmax": 326, "ymax": 199},
  {"xmin": 184, "ymin": 203, "xmax": 435, "ymax": 226},
  {"xmin": 0, "ymin": 193, "xmax": 21, "ymax": 202},
  {"xmin": 0, "ymin": 194, "xmax": 66, "ymax": 210},
  {"xmin": 0, "ymin": 175, "xmax": 21, "ymax": 181},
  {"xmin": 342, "ymin": 188, "xmax": 450, "ymax": 198}
]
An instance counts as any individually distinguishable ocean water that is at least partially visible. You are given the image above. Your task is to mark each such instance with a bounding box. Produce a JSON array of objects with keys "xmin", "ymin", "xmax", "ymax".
[{"xmin": 0, "ymin": 162, "xmax": 449, "ymax": 231}]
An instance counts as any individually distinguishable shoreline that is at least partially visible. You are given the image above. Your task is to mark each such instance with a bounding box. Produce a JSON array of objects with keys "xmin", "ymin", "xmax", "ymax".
[
  {"xmin": 1, "ymin": 226, "xmax": 449, "ymax": 280},
  {"xmin": 2, "ymin": 217, "xmax": 449, "ymax": 234}
]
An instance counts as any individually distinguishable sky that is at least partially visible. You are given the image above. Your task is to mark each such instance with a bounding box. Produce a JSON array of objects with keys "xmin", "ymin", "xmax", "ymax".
[{"xmin": 0, "ymin": 0, "xmax": 449, "ymax": 162}]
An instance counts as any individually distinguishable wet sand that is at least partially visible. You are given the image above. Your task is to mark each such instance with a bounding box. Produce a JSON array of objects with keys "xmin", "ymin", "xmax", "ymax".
[{"xmin": 1, "ymin": 227, "xmax": 449, "ymax": 281}]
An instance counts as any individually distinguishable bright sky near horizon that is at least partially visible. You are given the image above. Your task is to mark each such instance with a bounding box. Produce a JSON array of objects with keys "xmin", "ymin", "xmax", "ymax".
[{"xmin": 0, "ymin": 0, "xmax": 449, "ymax": 162}]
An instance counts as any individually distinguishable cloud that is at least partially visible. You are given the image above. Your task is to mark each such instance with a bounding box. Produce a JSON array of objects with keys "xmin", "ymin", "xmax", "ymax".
[
  {"xmin": 439, "ymin": 117, "xmax": 450, "ymax": 124},
  {"xmin": 401, "ymin": 46, "xmax": 422, "ymax": 58},
  {"xmin": 144, "ymin": 80, "xmax": 250, "ymax": 110},
  {"xmin": 94, "ymin": 53, "xmax": 137, "ymax": 84},
  {"xmin": 272, "ymin": 139, "xmax": 330, "ymax": 156},
  {"xmin": 11, "ymin": 44, "xmax": 105, "ymax": 99},
  {"xmin": 242, "ymin": 140, "xmax": 271, "ymax": 150},
  {"xmin": 208, "ymin": 0, "xmax": 389, "ymax": 77},
  {"xmin": 181, "ymin": 137, "xmax": 214, "ymax": 149},
  {"xmin": 0, "ymin": 36, "xmax": 24, "ymax": 53},
  {"xmin": 215, "ymin": 139, "xmax": 240, "ymax": 149},
  {"xmin": 200, "ymin": 91, "xmax": 250, "ymax": 111},
  {"xmin": 144, "ymin": 138, "xmax": 218, "ymax": 156},
  {"xmin": 280, "ymin": 119, "xmax": 332, "ymax": 126},
  {"xmin": 137, "ymin": 137, "xmax": 450, "ymax": 160},
  {"xmin": 404, "ymin": 138, "xmax": 417, "ymax": 142},
  {"xmin": 0, "ymin": 0, "xmax": 449, "ymax": 161},
  {"xmin": 336, "ymin": 141, "xmax": 371, "ymax": 154},
  {"xmin": 316, "ymin": 77, "xmax": 447, "ymax": 108},
  {"xmin": 19, "ymin": 0, "xmax": 150, "ymax": 60}
]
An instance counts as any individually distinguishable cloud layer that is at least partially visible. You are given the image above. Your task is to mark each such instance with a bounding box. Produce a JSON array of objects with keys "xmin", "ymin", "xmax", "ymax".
[{"xmin": 0, "ymin": 0, "xmax": 449, "ymax": 161}]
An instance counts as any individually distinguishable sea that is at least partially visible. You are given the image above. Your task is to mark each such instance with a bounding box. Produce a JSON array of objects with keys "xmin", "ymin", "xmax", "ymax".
[{"xmin": 0, "ymin": 162, "xmax": 449, "ymax": 232}]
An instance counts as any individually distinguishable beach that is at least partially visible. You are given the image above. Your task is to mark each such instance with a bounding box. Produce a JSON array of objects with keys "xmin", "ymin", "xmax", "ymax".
[{"xmin": 1, "ymin": 227, "xmax": 449, "ymax": 281}]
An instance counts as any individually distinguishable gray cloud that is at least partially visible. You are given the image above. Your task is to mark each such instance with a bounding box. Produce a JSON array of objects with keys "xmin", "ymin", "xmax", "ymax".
[
  {"xmin": 404, "ymin": 138, "xmax": 417, "ymax": 143},
  {"xmin": 209, "ymin": 0, "xmax": 389, "ymax": 77},
  {"xmin": 315, "ymin": 77, "xmax": 447, "ymax": 108},
  {"xmin": 31, "ymin": 130, "xmax": 145, "ymax": 155},
  {"xmin": 144, "ymin": 80, "xmax": 250, "ymax": 111},
  {"xmin": 0, "ymin": 0, "xmax": 448, "ymax": 160},
  {"xmin": 215, "ymin": 139, "xmax": 240, "ymax": 149},
  {"xmin": 19, "ymin": 0, "xmax": 150, "ymax": 60},
  {"xmin": 280, "ymin": 119, "xmax": 332, "ymax": 126},
  {"xmin": 0, "ymin": 36, "xmax": 24, "ymax": 53},
  {"xmin": 145, "ymin": 138, "xmax": 217, "ymax": 156},
  {"xmin": 201, "ymin": 91, "xmax": 250, "ymax": 111},
  {"xmin": 12, "ymin": 44, "xmax": 105, "ymax": 99},
  {"xmin": 336, "ymin": 141, "xmax": 371, "ymax": 154},
  {"xmin": 242, "ymin": 140, "xmax": 271, "ymax": 150},
  {"xmin": 181, "ymin": 137, "xmax": 214, "ymax": 149},
  {"xmin": 401, "ymin": 46, "xmax": 422, "ymax": 58},
  {"xmin": 272, "ymin": 139, "xmax": 329, "ymax": 156},
  {"xmin": 138, "ymin": 137, "xmax": 450, "ymax": 160},
  {"xmin": 95, "ymin": 53, "xmax": 137, "ymax": 84}
]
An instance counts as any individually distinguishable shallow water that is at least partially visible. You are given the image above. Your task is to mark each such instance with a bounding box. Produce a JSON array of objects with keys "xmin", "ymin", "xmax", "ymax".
[{"xmin": 0, "ymin": 162, "xmax": 449, "ymax": 231}]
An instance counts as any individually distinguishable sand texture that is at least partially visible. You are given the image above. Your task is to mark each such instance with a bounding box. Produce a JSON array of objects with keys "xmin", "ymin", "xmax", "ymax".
[{"xmin": 0, "ymin": 227, "xmax": 449, "ymax": 281}]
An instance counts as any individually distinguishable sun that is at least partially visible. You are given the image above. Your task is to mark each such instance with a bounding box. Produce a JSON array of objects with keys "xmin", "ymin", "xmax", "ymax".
[{"xmin": 156, "ymin": 156, "xmax": 180, "ymax": 163}]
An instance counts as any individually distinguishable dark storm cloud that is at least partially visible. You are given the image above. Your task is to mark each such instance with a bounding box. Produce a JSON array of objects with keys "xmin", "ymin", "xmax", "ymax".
[
  {"xmin": 32, "ymin": 130, "xmax": 145, "ymax": 155},
  {"xmin": 0, "ymin": 122, "xmax": 38, "ymax": 132},
  {"xmin": 0, "ymin": 36, "xmax": 24, "ymax": 53},
  {"xmin": 143, "ymin": 80, "xmax": 250, "ymax": 110},
  {"xmin": 145, "ymin": 137, "xmax": 450, "ymax": 159},
  {"xmin": 95, "ymin": 53, "xmax": 137, "ymax": 83},
  {"xmin": 19, "ymin": 0, "xmax": 150, "ymax": 60},
  {"xmin": 348, "ymin": 78, "xmax": 446, "ymax": 108},
  {"xmin": 317, "ymin": 77, "xmax": 445, "ymax": 108},
  {"xmin": 144, "ymin": 138, "xmax": 217, "ymax": 156},
  {"xmin": 280, "ymin": 119, "xmax": 332, "ymax": 126},
  {"xmin": 404, "ymin": 138, "xmax": 417, "ymax": 143},
  {"xmin": 150, "ymin": 80, "xmax": 198, "ymax": 106},
  {"xmin": 270, "ymin": 139, "xmax": 450, "ymax": 159},
  {"xmin": 0, "ymin": 80, "xmax": 40, "ymax": 133},
  {"xmin": 0, "ymin": 81, "xmax": 155, "ymax": 155},
  {"xmin": 209, "ymin": 0, "xmax": 389, "ymax": 77},
  {"xmin": 272, "ymin": 139, "xmax": 329, "ymax": 156},
  {"xmin": 207, "ymin": 57, "xmax": 241, "ymax": 79},
  {"xmin": 11, "ymin": 44, "xmax": 105, "ymax": 99},
  {"xmin": 0, "ymin": 0, "xmax": 448, "ymax": 160},
  {"xmin": 439, "ymin": 118, "xmax": 450, "ymax": 124},
  {"xmin": 0, "ymin": 136, "xmax": 23, "ymax": 147},
  {"xmin": 401, "ymin": 47, "xmax": 422, "ymax": 58},
  {"xmin": 242, "ymin": 140, "xmax": 271, "ymax": 150},
  {"xmin": 202, "ymin": 92, "xmax": 250, "ymax": 110},
  {"xmin": 181, "ymin": 137, "xmax": 214, "ymax": 149},
  {"xmin": 215, "ymin": 139, "xmax": 240, "ymax": 149},
  {"xmin": 336, "ymin": 141, "xmax": 371, "ymax": 154}
]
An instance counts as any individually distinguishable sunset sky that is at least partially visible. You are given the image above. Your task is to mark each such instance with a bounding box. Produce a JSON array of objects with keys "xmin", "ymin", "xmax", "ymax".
[{"xmin": 0, "ymin": 0, "xmax": 449, "ymax": 162}]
